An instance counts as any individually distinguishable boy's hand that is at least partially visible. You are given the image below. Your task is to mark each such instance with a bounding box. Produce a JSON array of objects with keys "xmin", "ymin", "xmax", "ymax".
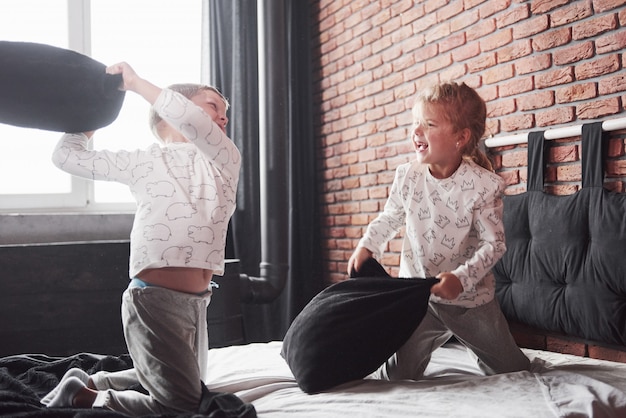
[
  {"xmin": 431, "ymin": 272, "xmax": 463, "ymax": 300},
  {"xmin": 106, "ymin": 62, "xmax": 139, "ymax": 92},
  {"xmin": 105, "ymin": 62, "xmax": 161, "ymax": 105}
]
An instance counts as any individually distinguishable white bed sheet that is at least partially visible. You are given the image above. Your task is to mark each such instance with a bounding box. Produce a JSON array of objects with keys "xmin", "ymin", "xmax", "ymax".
[{"xmin": 205, "ymin": 341, "xmax": 626, "ymax": 418}]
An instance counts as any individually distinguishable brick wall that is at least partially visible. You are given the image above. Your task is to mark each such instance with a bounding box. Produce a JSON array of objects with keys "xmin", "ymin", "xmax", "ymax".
[
  {"xmin": 310, "ymin": 0, "xmax": 626, "ymax": 360},
  {"xmin": 311, "ymin": 0, "xmax": 626, "ymax": 281}
]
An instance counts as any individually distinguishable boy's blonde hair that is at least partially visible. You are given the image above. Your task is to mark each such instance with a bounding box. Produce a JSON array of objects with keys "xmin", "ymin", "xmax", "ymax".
[
  {"xmin": 414, "ymin": 81, "xmax": 493, "ymax": 172},
  {"xmin": 149, "ymin": 83, "xmax": 229, "ymax": 141}
]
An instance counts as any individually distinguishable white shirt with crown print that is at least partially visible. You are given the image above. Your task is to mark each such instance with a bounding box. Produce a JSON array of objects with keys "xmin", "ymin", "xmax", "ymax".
[{"xmin": 358, "ymin": 159, "xmax": 506, "ymax": 308}]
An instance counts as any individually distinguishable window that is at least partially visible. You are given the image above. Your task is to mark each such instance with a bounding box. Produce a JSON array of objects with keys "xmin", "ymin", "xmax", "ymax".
[{"xmin": 0, "ymin": 0, "xmax": 203, "ymax": 212}]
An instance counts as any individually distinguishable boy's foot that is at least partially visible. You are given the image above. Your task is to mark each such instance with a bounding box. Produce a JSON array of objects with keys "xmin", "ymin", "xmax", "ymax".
[
  {"xmin": 45, "ymin": 376, "xmax": 86, "ymax": 408},
  {"xmin": 41, "ymin": 368, "xmax": 89, "ymax": 405}
]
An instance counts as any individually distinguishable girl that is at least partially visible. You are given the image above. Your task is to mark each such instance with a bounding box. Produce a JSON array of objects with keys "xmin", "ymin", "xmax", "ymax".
[{"xmin": 348, "ymin": 81, "xmax": 530, "ymax": 380}]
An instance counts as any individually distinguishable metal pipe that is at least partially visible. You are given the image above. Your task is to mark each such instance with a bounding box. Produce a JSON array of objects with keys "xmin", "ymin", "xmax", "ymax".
[
  {"xmin": 484, "ymin": 116, "xmax": 626, "ymax": 148},
  {"xmin": 239, "ymin": 0, "xmax": 289, "ymax": 303}
]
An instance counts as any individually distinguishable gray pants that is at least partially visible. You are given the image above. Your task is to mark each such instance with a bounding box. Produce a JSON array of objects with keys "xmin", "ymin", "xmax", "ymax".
[
  {"xmin": 379, "ymin": 298, "xmax": 530, "ymax": 380},
  {"xmin": 91, "ymin": 286, "xmax": 210, "ymax": 416}
]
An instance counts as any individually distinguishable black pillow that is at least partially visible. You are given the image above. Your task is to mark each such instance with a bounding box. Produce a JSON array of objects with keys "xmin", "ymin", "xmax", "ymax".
[
  {"xmin": 281, "ymin": 258, "xmax": 437, "ymax": 393},
  {"xmin": 0, "ymin": 41, "xmax": 125, "ymax": 133}
]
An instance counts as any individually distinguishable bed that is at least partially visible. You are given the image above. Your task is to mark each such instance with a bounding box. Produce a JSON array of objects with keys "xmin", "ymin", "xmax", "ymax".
[
  {"xmin": 2, "ymin": 340, "xmax": 626, "ymax": 417},
  {"xmin": 2, "ymin": 122, "xmax": 626, "ymax": 417}
]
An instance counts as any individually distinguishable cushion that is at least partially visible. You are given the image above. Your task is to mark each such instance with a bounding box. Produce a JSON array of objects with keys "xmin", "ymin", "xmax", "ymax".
[
  {"xmin": 281, "ymin": 258, "xmax": 437, "ymax": 393},
  {"xmin": 494, "ymin": 124, "xmax": 626, "ymax": 346},
  {"xmin": 0, "ymin": 41, "xmax": 125, "ymax": 132}
]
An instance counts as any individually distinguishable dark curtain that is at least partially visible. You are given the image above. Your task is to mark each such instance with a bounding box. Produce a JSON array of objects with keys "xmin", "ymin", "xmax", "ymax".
[{"xmin": 205, "ymin": 0, "xmax": 322, "ymax": 342}]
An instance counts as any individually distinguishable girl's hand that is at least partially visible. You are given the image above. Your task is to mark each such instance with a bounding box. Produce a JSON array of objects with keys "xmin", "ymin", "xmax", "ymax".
[
  {"xmin": 431, "ymin": 272, "xmax": 463, "ymax": 300},
  {"xmin": 347, "ymin": 247, "xmax": 373, "ymax": 275}
]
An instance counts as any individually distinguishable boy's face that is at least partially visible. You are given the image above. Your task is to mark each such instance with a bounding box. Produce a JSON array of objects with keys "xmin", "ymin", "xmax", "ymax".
[{"xmin": 192, "ymin": 90, "xmax": 229, "ymax": 133}]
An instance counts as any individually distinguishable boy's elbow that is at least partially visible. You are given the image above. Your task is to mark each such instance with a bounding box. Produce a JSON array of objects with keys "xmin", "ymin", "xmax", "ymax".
[
  {"xmin": 50, "ymin": 151, "xmax": 63, "ymax": 169},
  {"xmin": 50, "ymin": 139, "xmax": 69, "ymax": 169}
]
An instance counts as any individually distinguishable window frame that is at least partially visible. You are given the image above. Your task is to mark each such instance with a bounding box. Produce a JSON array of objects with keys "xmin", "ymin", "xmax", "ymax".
[
  {"xmin": 0, "ymin": 0, "xmax": 133, "ymax": 214},
  {"xmin": 1, "ymin": 0, "xmax": 204, "ymax": 214}
]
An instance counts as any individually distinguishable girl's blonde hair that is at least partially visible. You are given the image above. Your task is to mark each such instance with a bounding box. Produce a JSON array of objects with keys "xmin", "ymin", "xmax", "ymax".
[
  {"xmin": 414, "ymin": 81, "xmax": 493, "ymax": 171},
  {"xmin": 149, "ymin": 83, "xmax": 229, "ymax": 141}
]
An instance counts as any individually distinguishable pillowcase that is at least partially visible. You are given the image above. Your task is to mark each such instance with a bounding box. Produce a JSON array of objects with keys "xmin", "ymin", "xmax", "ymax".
[
  {"xmin": 281, "ymin": 258, "xmax": 437, "ymax": 394},
  {"xmin": 0, "ymin": 41, "xmax": 125, "ymax": 132}
]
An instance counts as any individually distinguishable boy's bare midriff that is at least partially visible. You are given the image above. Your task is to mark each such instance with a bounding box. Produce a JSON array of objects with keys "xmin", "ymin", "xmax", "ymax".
[{"xmin": 138, "ymin": 267, "xmax": 214, "ymax": 294}]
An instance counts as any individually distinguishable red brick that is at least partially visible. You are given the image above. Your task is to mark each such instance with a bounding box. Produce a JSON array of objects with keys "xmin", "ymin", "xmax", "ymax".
[
  {"xmin": 573, "ymin": 14, "xmax": 618, "ymax": 40},
  {"xmin": 466, "ymin": 17, "xmax": 496, "ymax": 41},
  {"xmin": 487, "ymin": 97, "xmax": 516, "ymax": 117},
  {"xmin": 596, "ymin": 29, "xmax": 626, "ymax": 54},
  {"xmin": 532, "ymin": 27, "xmax": 571, "ymax": 51},
  {"xmin": 450, "ymin": 9, "xmax": 479, "ymax": 32},
  {"xmin": 465, "ymin": 0, "xmax": 490, "ymax": 8},
  {"xmin": 553, "ymin": 41, "xmax": 594, "ymax": 65},
  {"xmin": 440, "ymin": 64, "xmax": 468, "ymax": 83},
  {"xmin": 516, "ymin": 90, "xmax": 554, "ymax": 110},
  {"xmin": 577, "ymin": 96, "xmax": 621, "ymax": 120},
  {"xmin": 497, "ymin": 39, "xmax": 533, "ymax": 63},
  {"xmin": 556, "ymin": 164, "xmax": 582, "ymax": 182},
  {"xmin": 366, "ymin": 160, "xmax": 387, "ymax": 174},
  {"xmin": 607, "ymin": 159, "xmax": 626, "ymax": 176},
  {"xmin": 512, "ymin": 331, "xmax": 546, "ymax": 350},
  {"xmin": 555, "ymin": 82, "xmax": 597, "ymax": 104},
  {"xmin": 479, "ymin": 0, "xmax": 512, "ymax": 18},
  {"xmin": 369, "ymin": 185, "xmax": 390, "ymax": 199},
  {"xmin": 480, "ymin": 27, "xmax": 513, "ymax": 51},
  {"xmin": 439, "ymin": 32, "xmax": 466, "ymax": 53},
  {"xmin": 607, "ymin": 138, "xmax": 626, "ymax": 158},
  {"xmin": 535, "ymin": 67, "xmax": 575, "ymax": 89},
  {"xmin": 530, "ymin": 0, "xmax": 569, "ymax": 14},
  {"xmin": 467, "ymin": 52, "xmax": 497, "ymax": 73},
  {"xmin": 548, "ymin": 184, "xmax": 580, "ymax": 195},
  {"xmin": 412, "ymin": 13, "xmax": 438, "ymax": 35},
  {"xmin": 546, "ymin": 337, "xmax": 587, "ymax": 357},
  {"xmin": 496, "ymin": 4, "xmax": 530, "ymax": 28},
  {"xmin": 599, "ymin": 72, "xmax": 626, "ymax": 95},
  {"xmin": 382, "ymin": 15, "xmax": 403, "ymax": 38},
  {"xmin": 588, "ymin": 345, "xmax": 626, "ymax": 363},
  {"xmin": 499, "ymin": 76, "xmax": 534, "ymax": 97},
  {"xmin": 424, "ymin": 0, "xmax": 447, "ymax": 14},
  {"xmin": 437, "ymin": 0, "xmax": 464, "ymax": 21},
  {"xmin": 499, "ymin": 169, "xmax": 521, "ymax": 186},
  {"xmin": 483, "ymin": 64, "xmax": 515, "ymax": 85},
  {"xmin": 514, "ymin": 15, "xmax": 549, "ymax": 39},
  {"xmin": 399, "ymin": 3, "xmax": 425, "ymax": 25},
  {"xmin": 536, "ymin": 106, "xmax": 576, "ymax": 127},
  {"xmin": 550, "ymin": 2, "xmax": 593, "ymax": 27},
  {"xmin": 593, "ymin": 0, "xmax": 626, "ymax": 12},
  {"xmin": 504, "ymin": 185, "xmax": 527, "ymax": 196},
  {"xmin": 452, "ymin": 41, "xmax": 481, "ymax": 62},
  {"xmin": 426, "ymin": 53, "xmax": 453, "ymax": 73},
  {"xmin": 425, "ymin": 22, "xmax": 451, "ymax": 44},
  {"xmin": 348, "ymin": 163, "xmax": 367, "ymax": 176},
  {"xmin": 501, "ymin": 150, "xmax": 529, "ymax": 168},
  {"xmin": 501, "ymin": 113, "xmax": 535, "ymax": 132},
  {"xmin": 515, "ymin": 54, "xmax": 551, "ymax": 75}
]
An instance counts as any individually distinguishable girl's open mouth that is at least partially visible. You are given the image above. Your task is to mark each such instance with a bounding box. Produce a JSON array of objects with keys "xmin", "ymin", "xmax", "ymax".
[{"xmin": 415, "ymin": 141, "xmax": 428, "ymax": 152}]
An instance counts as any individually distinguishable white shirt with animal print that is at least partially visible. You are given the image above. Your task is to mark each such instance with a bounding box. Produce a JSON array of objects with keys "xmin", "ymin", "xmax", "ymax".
[
  {"xmin": 52, "ymin": 89, "xmax": 241, "ymax": 277},
  {"xmin": 357, "ymin": 159, "xmax": 506, "ymax": 308}
]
